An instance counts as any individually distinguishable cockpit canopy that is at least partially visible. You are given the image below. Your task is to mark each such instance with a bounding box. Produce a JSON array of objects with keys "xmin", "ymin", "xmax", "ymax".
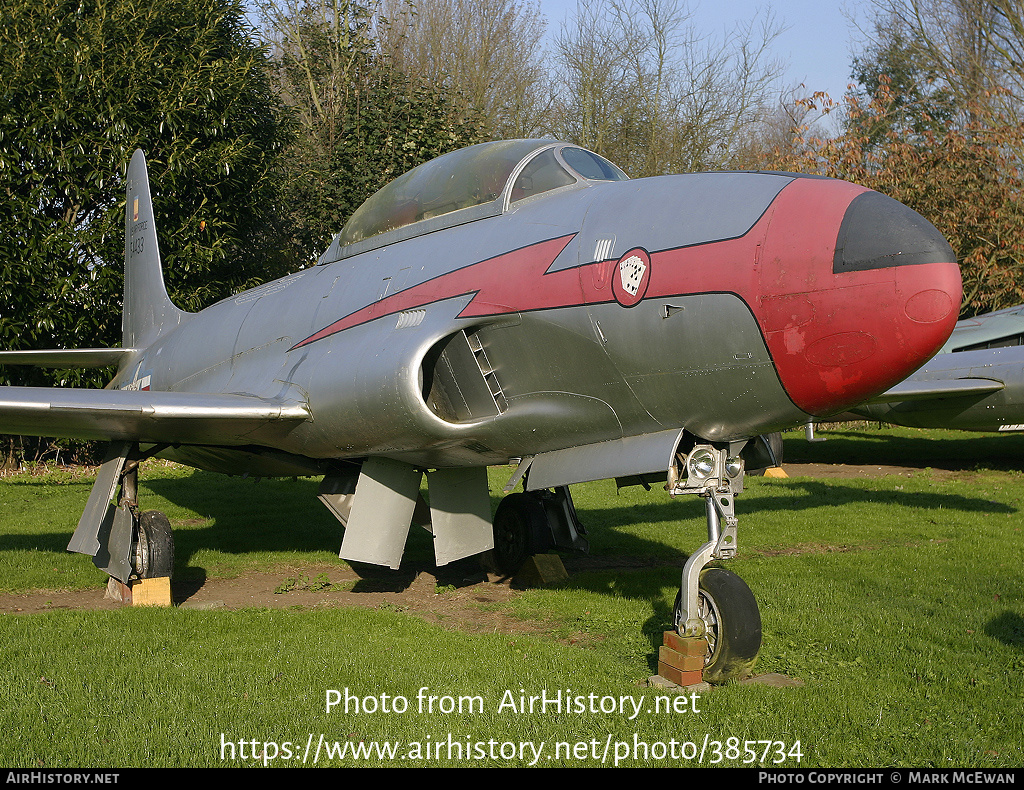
[{"xmin": 323, "ymin": 139, "xmax": 627, "ymax": 261}]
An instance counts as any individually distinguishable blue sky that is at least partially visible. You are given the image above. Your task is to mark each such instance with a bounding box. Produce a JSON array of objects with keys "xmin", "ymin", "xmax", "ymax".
[{"xmin": 537, "ymin": 0, "xmax": 871, "ymax": 104}]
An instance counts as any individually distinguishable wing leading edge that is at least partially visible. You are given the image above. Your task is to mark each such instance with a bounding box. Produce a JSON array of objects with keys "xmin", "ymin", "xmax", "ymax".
[
  {"xmin": 0, "ymin": 386, "xmax": 310, "ymax": 446},
  {"xmin": 0, "ymin": 348, "xmax": 135, "ymax": 368}
]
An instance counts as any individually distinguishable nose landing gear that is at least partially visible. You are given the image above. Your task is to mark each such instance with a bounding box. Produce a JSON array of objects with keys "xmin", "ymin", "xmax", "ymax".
[{"xmin": 669, "ymin": 444, "xmax": 762, "ymax": 683}]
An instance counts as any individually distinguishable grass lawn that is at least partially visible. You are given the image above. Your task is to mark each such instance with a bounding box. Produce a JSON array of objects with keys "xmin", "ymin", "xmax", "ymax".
[{"xmin": 0, "ymin": 424, "xmax": 1022, "ymax": 768}]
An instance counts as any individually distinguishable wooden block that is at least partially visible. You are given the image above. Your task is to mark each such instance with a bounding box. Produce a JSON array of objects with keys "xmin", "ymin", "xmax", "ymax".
[
  {"xmin": 514, "ymin": 554, "xmax": 568, "ymax": 586},
  {"xmin": 130, "ymin": 576, "xmax": 172, "ymax": 607},
  {"xmin": 763, "ymin": 466, "xmax": 788, "ymax": 478}
]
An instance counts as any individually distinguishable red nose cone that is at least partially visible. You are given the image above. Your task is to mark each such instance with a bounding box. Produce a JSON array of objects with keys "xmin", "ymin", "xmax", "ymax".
[{"xmin": 757, "ymin": 178, "xmax": 962, "ymax": 416}]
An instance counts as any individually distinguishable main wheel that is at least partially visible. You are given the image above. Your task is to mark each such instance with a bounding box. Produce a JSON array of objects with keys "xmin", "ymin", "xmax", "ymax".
[
  {"xmin": 674, "ymin": 567, "xmax": 762, "ymax": 683},
  {"xmin": 747, "ymin": 432, "xmax": 783, "ymax": 476},
  {"xmin": 488, "ymin": 493, "xmax": 550, "ymax": 575},
  {"xmin": 134, "ymin": 510, "xmax": 175, "ymax": 579}
]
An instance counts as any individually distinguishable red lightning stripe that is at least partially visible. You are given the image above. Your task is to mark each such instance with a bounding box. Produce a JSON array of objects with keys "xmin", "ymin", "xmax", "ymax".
[
  {"xmin": 291, "ymin": 234, "xmax": 579, "ymax": 350},
  {"xmin": 290, "ymin": 176, "xmax": 960, "ymax": 420}
]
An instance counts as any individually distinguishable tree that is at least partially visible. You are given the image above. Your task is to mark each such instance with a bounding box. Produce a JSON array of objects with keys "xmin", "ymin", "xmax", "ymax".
[
  {"xmin": 547, "ymin": 0, "xmax": 786, "ymax": 177},
  {"xmin": 729, "ymin": 87, "xmax": 839, "ymax": 170},
  {"xmin": 378, "ymin": 0, "xmax": 550, "ymax": 139},
  {"xmin": 0, "ymin": 0, "xmax": 290, "ymax": 463},
  {"xmin": 845, "ymin": 15, "xmax": 961, "ymax": 149},
  {"xmin": 876, "ymin": 0, "xmax": 1024, "ymax": 129},
  {"xmin": 760, "ymin": 0, "xmax": 1024, "ymax": 319},
  {"xmin": 547, "ymin": 0, "xmax": 643, "ymax": 170},
  {"xmin": 772, "ymin": 83, "xmax": 1024, "ymax": 318},
  {"xmin": 258, "ymin": 0, "xmax": 489, "ymax": 258},
  {"xmin": 887, "ymin": 0, "xmax": 997, "ymax": 102},
  {"xmin": 0, "ymin": 0, "xmax": 290, "ymax": 372}
]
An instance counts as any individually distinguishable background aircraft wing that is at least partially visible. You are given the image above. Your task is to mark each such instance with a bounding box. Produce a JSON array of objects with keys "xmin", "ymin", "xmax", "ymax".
[
  {"xmin": 0, "ymin": 386, "xmax": 310, "ymax": 445},
  {"xmin": 864, "ymin": 377, "xmax": 1005, "ymax": 404}
]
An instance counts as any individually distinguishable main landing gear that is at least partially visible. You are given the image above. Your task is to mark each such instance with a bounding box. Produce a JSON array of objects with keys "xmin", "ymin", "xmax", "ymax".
[
  {"xmin": 111, "ymin": 452, "xmax": 176, "ymax": 584},
  {"xmin": 67, "ymin": 441, "xmax": 175, "ymax": 589},
  {"xmin": 668, "ymin": 443, "xmax": 762, "ymax": 682},
  {"xmin": 134, "ymin": 509, "xmax": 175, "ymax": 579},
  {"xmin": 488, "ymin": 486, "xmax": 588, "ymax": 576}
]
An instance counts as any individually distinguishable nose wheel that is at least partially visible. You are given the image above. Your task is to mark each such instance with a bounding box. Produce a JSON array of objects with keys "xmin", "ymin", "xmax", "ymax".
[
  {"xmin": 669, "ymin": 442, "xmax": 763, "ymax": 682},
  {"xmin": 673, "ymin": 567, "xmax": 761, "ymax": 683}
]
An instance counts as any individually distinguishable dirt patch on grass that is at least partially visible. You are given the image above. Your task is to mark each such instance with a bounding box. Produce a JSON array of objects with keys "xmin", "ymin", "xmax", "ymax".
[
  {"xmin": 749, "ymin": 541, "xmax": 865, "ymax": 557},
  {"xmin": 781, "ymin": 462, "xmax": 957, "ymax": 480},
  {"xmin": 0, "ymin": 559, "xmax": 535, "ymax": 631},
  {"xmin": 0, "ymin": 551, "xmax": 683, "ymax": 634}
]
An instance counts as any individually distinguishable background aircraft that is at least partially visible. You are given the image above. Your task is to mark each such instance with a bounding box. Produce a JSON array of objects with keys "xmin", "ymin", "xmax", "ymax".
[
  {"xmin": 854, "ymin": 305, "xmax": 1024, "ymax": 432},
  {"xmin": 0, "ymin": 140, "xmax": 961, "ymax": 682}
]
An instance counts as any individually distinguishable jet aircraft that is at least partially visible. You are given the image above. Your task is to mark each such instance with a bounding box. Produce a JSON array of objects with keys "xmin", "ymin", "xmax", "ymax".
[
  {"xmin": 854, "ymin": 304, "xmax": 1024, "ymax": 432},
  {"xmin": 0, "ymin": 140, "xmax": 962, "ymax": 682}
]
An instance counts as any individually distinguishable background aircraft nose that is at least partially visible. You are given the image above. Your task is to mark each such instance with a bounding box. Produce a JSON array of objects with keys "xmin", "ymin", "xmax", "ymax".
[{"xmin": 758, "ymin": 178, "xmax": 962, "ymax": 417}]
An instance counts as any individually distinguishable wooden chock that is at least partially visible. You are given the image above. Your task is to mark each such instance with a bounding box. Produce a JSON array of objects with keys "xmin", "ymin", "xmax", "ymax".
[
  {"xmin": 514, "ymin": 554, "xmax": 568, "ymax": 587},
  {"xmin": 129, "ymin": 577, "xmax": 172, "ymax": 607}
]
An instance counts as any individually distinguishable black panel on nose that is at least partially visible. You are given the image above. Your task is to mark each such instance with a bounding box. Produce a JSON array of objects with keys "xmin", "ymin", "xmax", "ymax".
[{"xmin": 833, "ymin": 191, "xmax": 956, "ymax": 273}]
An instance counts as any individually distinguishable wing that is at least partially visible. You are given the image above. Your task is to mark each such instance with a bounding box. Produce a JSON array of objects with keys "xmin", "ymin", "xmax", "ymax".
[
  {"xmin": 0, "ymin": 348, "xmax": 135, "ymax": 368},
  {"xmin": 864, "ymin": 377, "xmax": 1005, "ymax": 404},
  {"xmin": 0, "ymin": 386, "xmax": 310, "ymax": 445}
]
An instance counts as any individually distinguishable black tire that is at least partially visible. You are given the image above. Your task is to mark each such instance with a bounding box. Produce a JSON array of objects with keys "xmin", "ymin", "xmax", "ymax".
[
  {"xmin": 673, "ymin": 567, "xmax": 762, "ymax": 683},
  {"xmin": 135, "ymin": 510, "xmax": 175, "ymax": 579},
  {"xmin": 488, "ymin": 493, "xmax": 549, "ymax": 575}
]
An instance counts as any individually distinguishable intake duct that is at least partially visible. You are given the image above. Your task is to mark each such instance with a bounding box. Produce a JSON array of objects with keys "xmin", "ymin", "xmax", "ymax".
[{"xmin": 421, "ymin": 330, "xmax": 507, "ymax": 423}]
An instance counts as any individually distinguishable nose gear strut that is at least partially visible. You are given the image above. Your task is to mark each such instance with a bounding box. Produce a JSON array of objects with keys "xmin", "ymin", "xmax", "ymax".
[{"xmin": 668, "ymin": 444, "xmax": 762, "ymax": 682}]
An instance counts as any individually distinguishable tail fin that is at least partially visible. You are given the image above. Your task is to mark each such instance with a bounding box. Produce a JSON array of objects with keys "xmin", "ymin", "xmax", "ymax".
[{"xmin": 123, "ymin": 150, "xmax": 188, "ymax": 348}]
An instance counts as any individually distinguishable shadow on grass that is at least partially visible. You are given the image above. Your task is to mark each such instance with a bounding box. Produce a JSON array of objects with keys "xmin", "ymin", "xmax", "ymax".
[
  {"xmin": 785, "ymin": 428, "xmax": 1024, "ymax": 471},
  {"xmin": 135, "ymin": 471, "xmax": 696, "ymax": 593},
  {"xmin": 529, "ymin": 560, "xmax": 685, "ymax": 672},
  {"xmin": 986, "ymin": 611, "xmax": 1024, "ymax": 649},
  {"xmin": 577, "ymin": 478, "xmax": 1015, "ymax": 536}
]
